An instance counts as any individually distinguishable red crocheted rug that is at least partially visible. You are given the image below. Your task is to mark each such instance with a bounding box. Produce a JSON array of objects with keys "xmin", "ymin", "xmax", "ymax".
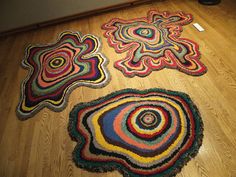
[{"xmin": 102, "ymin": 10, "xmax": 207, "ymax": 77}]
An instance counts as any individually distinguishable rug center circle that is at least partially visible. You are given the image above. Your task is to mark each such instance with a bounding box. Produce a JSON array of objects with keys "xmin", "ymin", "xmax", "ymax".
[
  {"xmin": 49, "ymin": 57, "xmax": 66, "ymax": 69},
  {"xmin": 140, "ymin": 111, "xmax": 158, "ymax": 126},
  {"xmin": 136, "ymin": 28, "xmax": 154, "ymax": 38}
]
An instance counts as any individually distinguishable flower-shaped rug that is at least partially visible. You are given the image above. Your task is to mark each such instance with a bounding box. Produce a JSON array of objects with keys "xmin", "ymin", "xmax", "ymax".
[
  {"xmin": 102, "ymin": 10, "xmax": 207, "ymax": 77},
  {"xmin": 17, "ymin": 31, "xmax": 110, "ymax": 119},
  {"xmin": 69, "ymin": 88, "xmax": 203, "ymax": 177}
]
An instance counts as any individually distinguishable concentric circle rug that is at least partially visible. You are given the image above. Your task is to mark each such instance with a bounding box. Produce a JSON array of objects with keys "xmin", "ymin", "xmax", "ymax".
[
  {"xmin": 102, "ymin": 10, "xmax": 207, "ymax": 77},
  {"xmin": 69, "ymin": 88, "xmax": 203, "ymax": 177},
  {"xmin": 17, "ymin": 31, "xmax": 110, "ymax": 119}
]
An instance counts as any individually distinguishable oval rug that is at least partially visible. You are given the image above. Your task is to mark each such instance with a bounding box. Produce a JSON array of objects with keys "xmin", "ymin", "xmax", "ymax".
[{"xmin": 69, "ymin": 88, "xmax": 203, "ymax": 177}]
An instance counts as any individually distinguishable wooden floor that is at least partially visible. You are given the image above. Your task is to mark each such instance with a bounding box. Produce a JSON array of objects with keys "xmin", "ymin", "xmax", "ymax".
[{"xmin": 0, "ymin": 0, "xmax": 236, "ymax": 176}]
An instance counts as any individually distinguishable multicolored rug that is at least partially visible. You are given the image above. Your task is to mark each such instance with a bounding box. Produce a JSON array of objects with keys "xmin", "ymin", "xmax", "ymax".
[
  {"xmin": 17, "ymin": 31, "xmax": 110, "ymax": 119},
  {"xmin": 102, "ymin": 10, "xmax": 207, "ymax": 77},
  {"xmin": 69, "ymin": 88, "xmax": 203, "ymax": 177}
]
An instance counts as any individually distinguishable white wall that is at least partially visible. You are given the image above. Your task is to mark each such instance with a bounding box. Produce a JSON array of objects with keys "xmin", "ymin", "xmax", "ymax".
[{"xmin": 0, "ymin": 0, "xmax": 140, "ymax": 33}]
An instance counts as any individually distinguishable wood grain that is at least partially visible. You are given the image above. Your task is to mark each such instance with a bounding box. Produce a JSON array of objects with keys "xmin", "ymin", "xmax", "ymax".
[{"xmin": 0, "ymin": 0, "xmax": 236, "ymax": 176}]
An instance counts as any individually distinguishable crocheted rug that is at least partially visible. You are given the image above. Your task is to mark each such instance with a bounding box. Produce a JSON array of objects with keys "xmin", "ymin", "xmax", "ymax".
[
  {"xmin": 102, "ymin": 10, "xmax": 207, "ymax": 77},
  {"xmin": 69, "ymin": 88, "xmax": 203, "ymax": 177},
  {"xmin": 17, "ymin": 31, "xmax": 110, "ymax": 119}
]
